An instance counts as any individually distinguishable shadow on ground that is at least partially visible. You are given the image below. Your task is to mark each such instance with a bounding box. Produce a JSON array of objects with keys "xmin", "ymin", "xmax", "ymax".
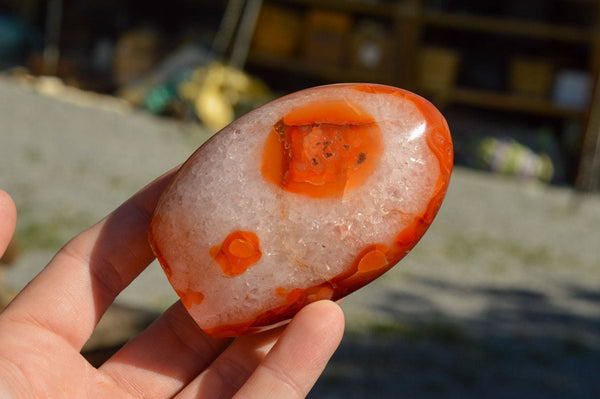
[{"xmin": 310, "ymin": 277, "xmax": 600, "ymax": 399}]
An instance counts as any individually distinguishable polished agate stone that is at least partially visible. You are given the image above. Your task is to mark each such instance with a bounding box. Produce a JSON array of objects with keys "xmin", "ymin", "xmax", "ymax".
[{"xmin": 148, "ymin": 83, "xmax": 453, "ymax": 337}]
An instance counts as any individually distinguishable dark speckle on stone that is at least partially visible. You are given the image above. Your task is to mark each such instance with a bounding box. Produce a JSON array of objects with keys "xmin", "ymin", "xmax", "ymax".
[{"xmin": 357, "ymin": 152, "xmax": 367, "ymax": 164}]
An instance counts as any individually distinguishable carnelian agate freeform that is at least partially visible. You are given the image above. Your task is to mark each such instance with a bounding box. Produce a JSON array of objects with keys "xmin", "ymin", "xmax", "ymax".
[{"xmin": 148, "ymin": 83, "xmax": 453, "ymax": 337}]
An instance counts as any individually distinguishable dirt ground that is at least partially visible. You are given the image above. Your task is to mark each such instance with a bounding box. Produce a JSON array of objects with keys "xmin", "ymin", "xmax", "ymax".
[{"xmin": 1, "ymin": 77, "xmax": 599, "ymax": 398}]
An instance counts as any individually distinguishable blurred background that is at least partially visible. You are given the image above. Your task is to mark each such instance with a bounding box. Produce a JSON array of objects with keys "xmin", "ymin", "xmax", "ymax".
[{"xmin": 0, "ymin": 0, "xmax": 599, "ymax": 397}]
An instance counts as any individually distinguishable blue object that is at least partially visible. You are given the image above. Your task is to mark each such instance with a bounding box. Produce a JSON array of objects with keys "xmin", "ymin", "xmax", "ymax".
[{"xmin": 0, "ymin": 14, "xmax": 34, "ymax": 68}]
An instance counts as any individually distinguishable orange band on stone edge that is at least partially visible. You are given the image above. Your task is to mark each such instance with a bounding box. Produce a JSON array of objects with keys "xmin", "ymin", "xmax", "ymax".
[
  {"xmin": 205, "ymin": 283, "xmax": 336, "ymax": 337},
  {"xmin": 148, "ymin": 214, "xmax": 173, "ymax": 279}
]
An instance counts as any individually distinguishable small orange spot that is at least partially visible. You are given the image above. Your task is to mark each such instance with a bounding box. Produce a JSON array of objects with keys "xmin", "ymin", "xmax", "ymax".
[
  {"xmin": 210, "ymin": 231, "xmax": 261, "ymax": 277},
  {"xmin": 175, "ymin": 288, "xmax": 205, "ymax": 309},
  {"xmin": 261, "ymin": 99, "xmax": 383, "ymax": 198},
  {"xmin": 275, "ymin": 287, "xmax": 287, "ymax": 297},
  {"xmin": 228, "ymin": 238, "xmax": 256, "ymax": 258},
  {"xmin": 306, "ymin": 285, "xmax": 335, "ymax": 302},
  {"xmin": 357, "ymin": 248, "xmax": 389, "ymax": 273},
  {"xmin": 324, "ymin": 244, "xmax": 398, "ymax": 297}
]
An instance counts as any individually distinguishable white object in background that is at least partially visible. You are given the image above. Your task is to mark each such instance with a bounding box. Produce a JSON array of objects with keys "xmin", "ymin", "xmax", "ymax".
[{"xmin": 552, "ymin": 70, "xmax": 592, "ymax": 110}]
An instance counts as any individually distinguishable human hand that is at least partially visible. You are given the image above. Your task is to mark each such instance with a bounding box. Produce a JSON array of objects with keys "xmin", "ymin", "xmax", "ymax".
[{"xmin": 0, "ymin": 173, "xmax": 344, "ymax": 398}]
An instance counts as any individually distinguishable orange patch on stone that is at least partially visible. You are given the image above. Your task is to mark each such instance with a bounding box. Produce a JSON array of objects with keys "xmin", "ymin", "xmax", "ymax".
[
  {"xmin": 228, "ymin": 238, "xmax": 256, "ymax": 258},
  {"xmin": 323, "ymin": 244, "xmax": 396, "ymax": 296},
  {"xmin": 210, "ymin": 231, "xmax": 261, "ymax": 277},
  {"xmin": 175, "ymin": 288, "xmax": 205, "ymax": 310},
  {"xmin": 261, "ymin": 99, "xmax": 383, "ymax": 198},
  {"xmin": 357, "ymin": 247, "xmax": 389, "ymax": 273},
  {"xmin": 306, "ymin": 285, "xmax": 335, "ymax": 303}
]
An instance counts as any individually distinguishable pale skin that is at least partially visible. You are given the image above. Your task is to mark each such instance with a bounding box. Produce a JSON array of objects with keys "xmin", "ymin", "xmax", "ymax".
[{"xmin": 0, "ymin": 172, "xmax": 345, "ymax": 398}]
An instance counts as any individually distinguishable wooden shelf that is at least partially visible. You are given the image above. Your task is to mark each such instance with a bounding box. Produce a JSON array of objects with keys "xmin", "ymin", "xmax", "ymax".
[
  {"xmin": 423, "ymin": 10, "xmax": 593, "ymax": 43},
  {"xmin": 435, "ymin": 87, "xmax": 587, "ymax": 118},
  {"xmin": 270, "ymin": 0, "xmax": 400, "ymax": 18},
  {"xmin": 248, "ymin": 52, "xmax": 396, "ymax": 85}
]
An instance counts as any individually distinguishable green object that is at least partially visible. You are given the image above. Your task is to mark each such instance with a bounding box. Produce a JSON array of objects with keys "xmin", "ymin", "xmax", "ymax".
[
  {"xmin": 144, "ymin": 71, "xmax": 191, "ymax": 114},
  {"xmin": 145, "ymin": 83, "xmax": 177, "ymax": 114},
  {"xmin": 478, "ymin": 137, "xmax": 554, "ymax": 183}
]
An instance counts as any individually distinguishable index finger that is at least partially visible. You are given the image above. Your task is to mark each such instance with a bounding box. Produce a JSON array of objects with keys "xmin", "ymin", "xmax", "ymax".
[{"xmin": 1, "ymin": 169, "xmax": 176, "ymax": 350}]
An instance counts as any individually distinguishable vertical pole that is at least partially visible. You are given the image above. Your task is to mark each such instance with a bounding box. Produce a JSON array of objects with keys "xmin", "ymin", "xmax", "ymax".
[
  {"xmin": 212, "ymin": 0, "xmax": 246, "ymax": 59},
  {"xmin": 229, "ymin": 0, "xmax": 264, "ymax": 70},
  {"xmin": 396, "ymin": 0, "xmax": 422, "ymax": 91},
  {"xmin": 576, "ymin": 2, "xmax": 600, "ymax": 191},
  {"xmin": 43, "ymin": 0, "xmax": 63, "ymax": 75}
]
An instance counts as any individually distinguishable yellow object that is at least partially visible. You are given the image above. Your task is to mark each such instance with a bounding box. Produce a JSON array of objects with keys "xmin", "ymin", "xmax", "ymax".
[
  {"xmin": 178, "ymin": 62, "xmax": 270, "ymax": 131},
  {"xmin": 196, "ymin": 87, "xmax": 234, "ymax": 132}
]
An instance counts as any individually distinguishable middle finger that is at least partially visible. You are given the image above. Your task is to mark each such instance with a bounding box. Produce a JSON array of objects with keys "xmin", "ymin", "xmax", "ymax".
[{"xmin": 99, "ymin": 301, "xmax": 231, "ymax": 398}]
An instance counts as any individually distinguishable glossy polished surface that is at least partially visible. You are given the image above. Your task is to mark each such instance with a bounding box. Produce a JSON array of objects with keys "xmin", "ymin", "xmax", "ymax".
[{"xmin": 149, "ymin": 84, "xmax": 453, "ymax": 337}]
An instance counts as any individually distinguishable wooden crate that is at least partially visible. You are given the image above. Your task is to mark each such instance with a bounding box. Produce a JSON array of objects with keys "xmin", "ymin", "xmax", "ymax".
[
  {"xmin": 509, "ymin": 57, "xmax": 554, "ymax": 98},
  {"xmin": 302, "ymin": 9, "xmax": 353, "ymax": 65},
  {"xmin": 417, "ymin": 46, "xmax": 461, "ymax": 92},
  {"xmin": 251, "ymin": 4, "xmax": 303, "ymax": 58}
]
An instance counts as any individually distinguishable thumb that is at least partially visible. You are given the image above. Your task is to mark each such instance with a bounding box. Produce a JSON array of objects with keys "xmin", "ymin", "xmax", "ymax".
[{"xmin": 0, "ymin": 190, "xmax": 17, "ymax": 258}]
